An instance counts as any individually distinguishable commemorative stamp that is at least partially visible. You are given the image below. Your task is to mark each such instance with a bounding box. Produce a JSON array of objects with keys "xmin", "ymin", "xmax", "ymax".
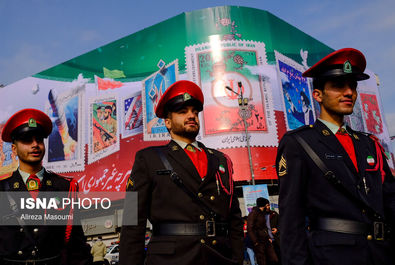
[
  {"xmin": 44, "ymin": 86, "xmax": 85, "ymax": 172},
  {"xmin": 88, "ymin": 94, "xmax": 120, "ymax": 164},
  {"xmin": 274, "ymin": 51, "xmax": 315, "ymax": 131},
  {"xmin": 142, "ymin": 59, "xmax": 178, "ymax": 141},
  {"xmin": 0, "ymin": 124, "xmax": 18, "ymax": 177},
  {"xmin": 344, "ymin": 97, "xmax": 365, "ymax": 132},
  {"xmin": 121, "ymin": 91, "xmax": 143, "ymax": 138},
  {"xmin": 185, "ymin": 40, "xmax": 277, "ymax": 148},
  {"xmin": 360, "ymin": 93, "xmax": 383, "ymax": 135}
]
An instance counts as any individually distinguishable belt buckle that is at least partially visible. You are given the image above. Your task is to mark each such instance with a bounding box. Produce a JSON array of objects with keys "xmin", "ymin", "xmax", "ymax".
[
  {"xmin": 374, "ymin": 222, "xmax": 384, "ymax": 240},
  {"xmin": 206, "ymin": 220, "xmax": 216, "ymax": 237}
]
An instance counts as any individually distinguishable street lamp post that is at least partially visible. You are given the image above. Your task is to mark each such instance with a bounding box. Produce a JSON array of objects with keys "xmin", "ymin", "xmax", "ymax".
[{"xmin": 226, "ymin": 82, "xmax": 255, "ymax": 185}]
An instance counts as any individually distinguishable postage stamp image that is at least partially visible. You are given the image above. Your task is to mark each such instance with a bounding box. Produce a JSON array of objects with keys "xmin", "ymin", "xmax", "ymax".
[
  {"xmin": 360, "ymin": 93, "xmax": 383, "ymax": 135},
  {"xmin": 344, "ymin": 97, "xmax": 366, "ymax": 132},
  {"xmin": 121, "ymin": 91, "xmax": 143, "ymax": 138},
  {"xmin": 0, "ymin": 124, "xmax": 19, "ymax": 178},
  {"xmin": 185, "ymin": 40, "xmax": 277, "ymax": 148},
  {"xmin": 88, "ymin": 94, "xmax": 120, "ymax": 164},
  {"xmin": 44, "ymin": 87, "xmax": 85, "ymax": 172},
  {"xmin": 274, "ymin": 51, "xmax": 315, "ymax": 131},
  {"xmin": 142, "ymin": 59, "xmax": 178, "ymax": 141}
]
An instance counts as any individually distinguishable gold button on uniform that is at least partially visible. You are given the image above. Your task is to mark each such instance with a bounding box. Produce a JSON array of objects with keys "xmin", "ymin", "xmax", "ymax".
[
  {"xmin": 200, "ymin": 239, "xmax": 205, "ymax": 244},
  {"xmin": 200, "ymin": 215, "xmax": 205, "ymax": 220},
  {"xmin": 198, "ymin": 193, "xmax": 203, "ymax": 198},
  {"xmin": 212, "ymin": 240, "xmax": 217, "ymax": 245},
  {"xmin": 210, "ymin": 196, "xmax": 215, "ymax": 201},
  {"xmin": 367, "ymin": 235, "xmax": 373, "ymax": 240},
  {"xmin": 18, "ymin": 250, "xmax": 23, "ymax": 255}
]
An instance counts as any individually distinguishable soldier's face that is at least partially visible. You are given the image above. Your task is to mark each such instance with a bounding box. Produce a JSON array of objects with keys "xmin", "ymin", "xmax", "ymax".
[
  {"xmin": 165, "ymin": 105, "xmax": 200, "ymax": 141},
  {"xmin": 104, "ymin": 109, "xmax": 111, "ymax": 120},
  {"xmin": 313, "ymin": 77, "xmax": 358, "ymax": 117},
  {"xmin": 12, "ymin": 134, "xmax": 45, "ymax": 166}
]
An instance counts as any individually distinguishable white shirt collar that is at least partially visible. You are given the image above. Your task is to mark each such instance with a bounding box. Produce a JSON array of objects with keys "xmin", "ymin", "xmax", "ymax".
[
  {"xmin": 318, "ymin": 118, "xmax": 348, "ymax": 135},
  {"xmin": 19, "ymin": 167, "xmax": 44, "ymax": 184},
  {"xmin": 172, "ymin": 139, "xmax": 202, "ymax": 151}
]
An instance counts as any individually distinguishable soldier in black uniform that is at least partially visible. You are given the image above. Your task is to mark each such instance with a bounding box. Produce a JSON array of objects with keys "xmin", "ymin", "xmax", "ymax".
[
  {"xmin": 276, "ymin": 48, "xmax": 395, "ymax": 265},
  {"xmin": 0, "ymin": 108, "xmax": 90, "ymax": 265},
  {"xmin": 119, "ymin": 80, "xmax": 243, "ymax": 265}
]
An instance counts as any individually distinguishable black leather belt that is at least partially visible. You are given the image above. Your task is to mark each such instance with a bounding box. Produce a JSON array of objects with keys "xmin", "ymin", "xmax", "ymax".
[
  {"xmin": 153, "ymin": 221, "xmax": 229, "ymax": 237},
  {"xmin": 311, "ymin": 217, "xmax": 389, "ymax": 240},
  {"xmin": 2, "ymin": 255, "xmax": 60, "ymax": 265}
]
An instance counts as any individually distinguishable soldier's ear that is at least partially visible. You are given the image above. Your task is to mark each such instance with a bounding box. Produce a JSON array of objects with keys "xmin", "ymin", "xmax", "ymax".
[
  {"xmin": 312, "ymin": 89, "xmax": 323, "ymax": 104},
  {"xmin": 164, "ymin": 118, "xmax": 171, "ymax": 131},
  {"xmin": 11, "ymin": 143, "xmax": 17, "ymax": 155}
]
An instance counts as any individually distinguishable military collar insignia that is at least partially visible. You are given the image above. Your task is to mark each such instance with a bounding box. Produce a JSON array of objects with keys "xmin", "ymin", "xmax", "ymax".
[
  {"xmin": 172, "ymin": 145, "xmax": 179, "ymax": 151},
  {"xmin": 353, "ymin": 133, "xmax": 359, "ymax": 140},
  {"xmin": 343, "ymin": 60, "xmax": 352, "ymax": 74},
  {"xmin": 322, "ymin": 129, "xmax": 330, "ymax": 136},
  {"xmin": 183, "ymin": 93, "xmax": 192, "ymax": 101},
  {"xmin": 207, "ymin": 149, "xmax": 213, "ymax": 154},
  {"xmin": 185, "ymin": 144, "xmax": 196, "ymax": 152},
  {"xmin": 13, "ymin": 182, "xmax": 20, "ymax": 189},
  {"xmin": 27, "ymin": 179, "xmax": 39, "ymax": 191},
  {"xmin": 46, "ymin": 180, "xmax": 52, "ymax": 186},
  {"xmin": 28, "ymin": 118, "xmax": 37, "ymax": 128},
  {"xmin": 278, "ymin": 155, "xmax": 287, "ymax": 177}
]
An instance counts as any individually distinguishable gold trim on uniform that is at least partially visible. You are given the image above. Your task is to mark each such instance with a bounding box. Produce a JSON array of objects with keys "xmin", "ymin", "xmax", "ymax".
[
  {"xmin": 207, "ymin": 149, "xmax": 214, "ymax": 154},
  {"xmin": 322, "ymin": 129, "xmax": 330, "ymax": 136},
  {"xmin": 46, "ymin": 180, "xmax": 52, "ymax": 186},
  {"xmin": 126, "ymin": 178, "xmax": 135, "ymax": 190},
  {"xmin": 353, "ymin": 134, "xmax": 359, "ymax": 140},
  {"xmin": 14, "ymin": 182, "xmax": 20, "ymax": 189},
  {"xmin": 278, "ymin": 155, "xmax": 287, "ymax": 177},
  {"xmin": 172, "ymin": 145, "xmax": 179, "ymax": 151}
]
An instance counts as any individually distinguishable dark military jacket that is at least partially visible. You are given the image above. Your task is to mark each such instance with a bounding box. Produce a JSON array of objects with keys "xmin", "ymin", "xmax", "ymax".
[
  {"xmin": 0, "ymin": 169, "xmax": 90, "ymax": 265},
  {"xmin": 119, "ymin": 140, "xmax": 243, "ymax": 265},
  {"xmin": 276, "ymin": 120, "xmax": 395, "ymax": 265}
]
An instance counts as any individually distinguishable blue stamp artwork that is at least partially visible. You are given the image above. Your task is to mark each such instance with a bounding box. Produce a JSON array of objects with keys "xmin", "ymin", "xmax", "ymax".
[
  {"xmin": 143, "ymin": 60, "xmax": 179, "ymax": 141},
  {"xmin": 278, "ymin": 60, "xmax": 314, "ymax": 130}
]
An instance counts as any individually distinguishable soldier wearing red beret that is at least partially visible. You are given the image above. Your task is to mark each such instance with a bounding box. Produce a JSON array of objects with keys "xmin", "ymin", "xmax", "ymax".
[
  {"xmin": 119, "ymin": 80, "xmax": 243, "ymax": 265},
  {"xmin": 276, "ymin": 48, "xmax": 395, "ymax": 265},
  {"xmin": 0, "ymin": 108, "xmax": 90, "ymax": 264}
]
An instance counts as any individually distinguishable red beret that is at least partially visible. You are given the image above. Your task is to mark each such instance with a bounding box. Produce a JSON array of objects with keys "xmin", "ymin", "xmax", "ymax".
[
  {"xmin": 2, "ymin": 109, "xmax": 52, "ymax": 142},
  {"xmin": 303, "ymin": 48, "xmax": 370, "ymax": 81},
  {"xmin": 155, "ymin": 80, "xmax": 204, "ymax": 118}
]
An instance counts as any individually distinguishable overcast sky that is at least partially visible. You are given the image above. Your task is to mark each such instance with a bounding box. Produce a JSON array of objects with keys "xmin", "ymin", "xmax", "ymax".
[{"xmin": 1, "ymin": 0, "xmax": 394, "ymax": 136}]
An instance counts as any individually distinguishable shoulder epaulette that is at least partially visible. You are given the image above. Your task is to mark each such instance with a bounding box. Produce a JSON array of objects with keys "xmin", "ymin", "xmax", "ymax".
[
  {"xmin": 286, "ymin": 124, "xmax": 313, "ymax": 135},
  {"xmin": 0, "ymin": 173, "xmax": 12, "ymax": 181}
]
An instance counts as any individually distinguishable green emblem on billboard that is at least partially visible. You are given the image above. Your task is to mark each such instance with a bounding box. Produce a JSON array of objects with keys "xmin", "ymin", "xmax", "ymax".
[
  {"xmin": 28, "ymin": 118, "xmax": 37, "ymax": 128},
  {"xmin": 343, "ymin": 60, "xmax": 352, "ymax": 73}
]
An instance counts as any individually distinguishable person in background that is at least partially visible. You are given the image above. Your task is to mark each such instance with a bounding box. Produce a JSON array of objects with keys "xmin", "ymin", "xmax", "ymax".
[
  {"xmin": 247, "ymin": 197, "xmax": 279, "ymax": 265},
  {"xmin": 243, "ymin": 216, "xmax": 256, "ymax": 265},
  {"xmin": 91, "ymin": 236, "xmax": 107, "ymax": 265}
]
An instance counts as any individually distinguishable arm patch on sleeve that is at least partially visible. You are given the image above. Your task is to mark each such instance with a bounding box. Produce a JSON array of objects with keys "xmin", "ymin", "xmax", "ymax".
[{"xmin": 278, "ymin": 154, "xmax": 287, "ymax": 177}]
